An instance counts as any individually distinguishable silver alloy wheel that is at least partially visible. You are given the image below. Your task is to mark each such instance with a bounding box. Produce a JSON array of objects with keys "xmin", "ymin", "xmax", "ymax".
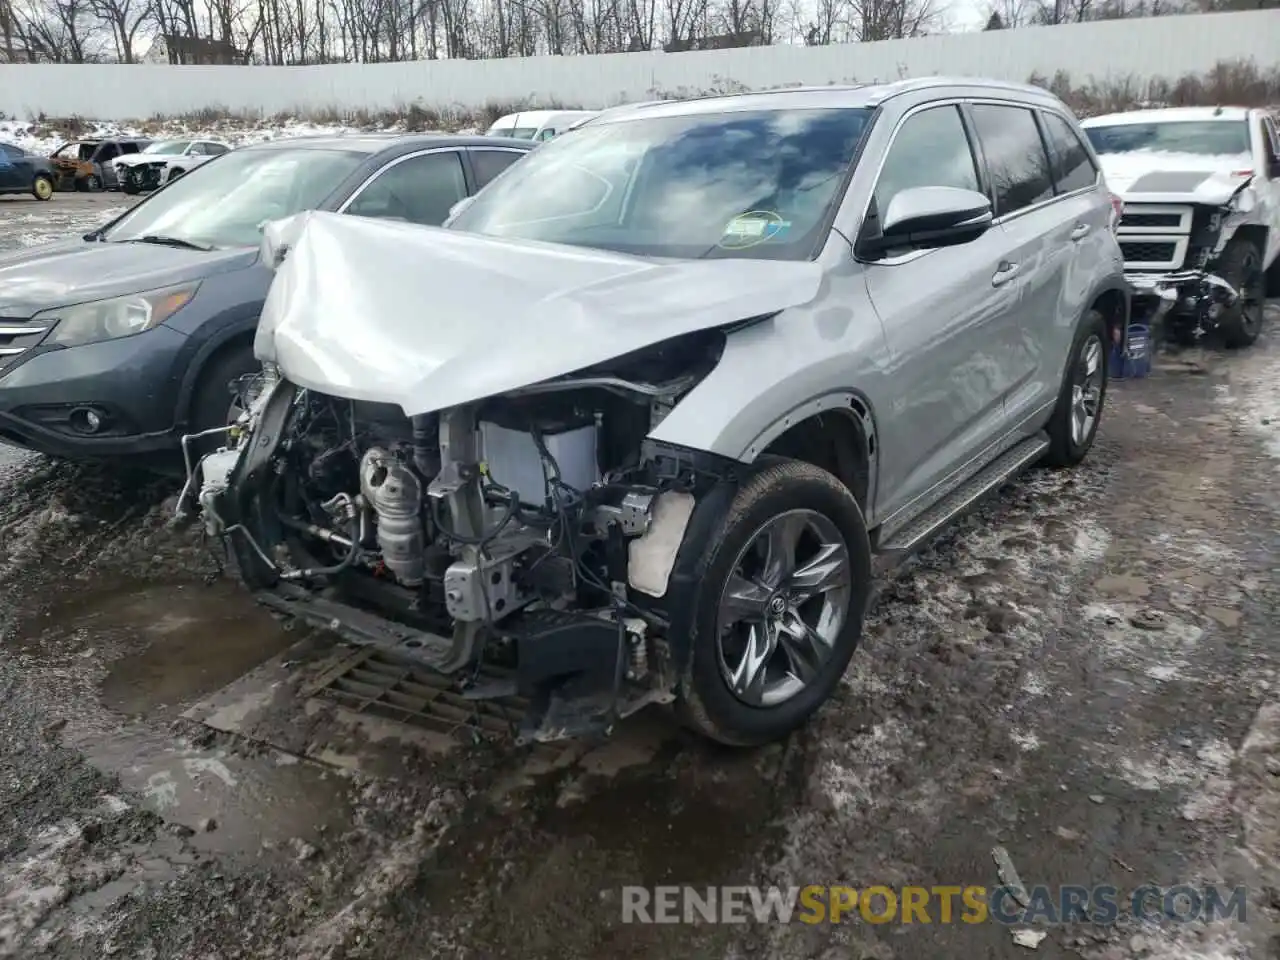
[
  {"xmin": 716, "ymin": 508, "xmax": 852, "ymax": 707},
  {"xmin": 1070, "ymin": 334, "xmax": 1103, "ymax": 447}
]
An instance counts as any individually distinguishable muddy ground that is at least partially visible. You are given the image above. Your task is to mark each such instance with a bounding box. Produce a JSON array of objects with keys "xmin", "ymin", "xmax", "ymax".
[{"xmin": 3, "ymin": 202, "xmax": 1280, "ymax": 959}]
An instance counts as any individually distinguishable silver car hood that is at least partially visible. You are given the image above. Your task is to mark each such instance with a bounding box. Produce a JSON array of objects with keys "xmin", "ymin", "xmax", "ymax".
[
  {"xmin": 254, "ymin": 211, "xmax": 823, "ymax": 416},
  {"xmin": 1099, "ymin": 150, "xmax": 1254, "ymax": 205}
]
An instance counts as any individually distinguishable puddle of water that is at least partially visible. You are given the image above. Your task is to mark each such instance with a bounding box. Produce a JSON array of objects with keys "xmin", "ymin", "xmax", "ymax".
[
  {"xmin": 76, "ymin": 723, "xmax": 352, "ymax": 857},
  {"xmin": 18, "ymin": 578, "xmax": 296, "ymax": 719}
]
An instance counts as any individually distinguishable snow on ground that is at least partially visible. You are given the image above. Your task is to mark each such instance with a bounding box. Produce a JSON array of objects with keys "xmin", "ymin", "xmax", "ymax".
[
  {"xmin": 0, "ymin": 116, "xmax": 478, "ymax": 156},
  {"xmin": 0, "ymin": 201, "xmax": 126, "ymax": 252}
]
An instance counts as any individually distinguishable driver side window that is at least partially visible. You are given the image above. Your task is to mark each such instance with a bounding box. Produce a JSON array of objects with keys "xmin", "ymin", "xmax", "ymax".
[
  {"xmin": 346, "ymin": 151, "xmax": 468, "ymax": 227},
  {"xmin": 873, "ymin": 105, "xmax": 981, "ymax": 225}
]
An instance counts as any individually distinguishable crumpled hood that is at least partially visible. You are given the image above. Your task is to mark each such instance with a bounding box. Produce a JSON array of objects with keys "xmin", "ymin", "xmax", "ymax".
[
  {"xmin": 255, "ymin": 211, "xmax": 823, "ymax": 416},
  {"xmin": 0, "ymin": 239, "xmax": 257, "ymax": 318},
  {"xmin": 1099, "ymin": 150, "xmax": 1254, "ymax": 204}
]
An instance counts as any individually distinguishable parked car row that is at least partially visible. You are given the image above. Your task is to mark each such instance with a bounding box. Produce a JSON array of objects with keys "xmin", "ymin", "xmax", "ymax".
[
  {"xmin": 0, "ymin": 135, "xmax": 235, "ymax": 196},
  {"xmin": 114, "ymin": 139, "xmax": 233, "ymax": 194},
  {"xmin": 0, "ymin": 80, "xmax": 1275, "ymax": 751}
]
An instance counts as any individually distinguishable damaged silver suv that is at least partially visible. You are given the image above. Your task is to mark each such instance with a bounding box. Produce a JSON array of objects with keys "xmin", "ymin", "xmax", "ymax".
[{"xmin": 183, "ymin": 79, "xmax": 1128, "ymax": 746}]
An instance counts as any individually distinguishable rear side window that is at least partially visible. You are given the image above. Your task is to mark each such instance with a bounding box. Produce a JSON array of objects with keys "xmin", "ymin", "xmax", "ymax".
[
  {"xmin": 470, "ymin": 149, "xmax": 524, "ymax": 189},
  {"xmin": 873, "ymin": 105, "xmax": 980, "ymax": 223},
  {"xmin": 1040, "ymin": 112, "xmax": 1097, "ymax": 194},
  {"xmin": 119, "ymin": 142, "xmax": 140, "ymax": 155},
  {"xmin": 969, "ymin": 104, "xmax": 1054, "ymax": 216}
]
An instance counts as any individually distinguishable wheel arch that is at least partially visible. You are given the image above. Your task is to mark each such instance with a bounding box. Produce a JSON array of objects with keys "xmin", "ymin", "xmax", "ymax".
[
  {"xmin": 1087, "ymin": 283, "xmax": 1129, "ymax": 343},
  {"xmin": 751, "ymin": 397, "xmax": 878, "ymax": 515},
  {"xmin": 1225, "ymin": 223, "xmax": 1268, "ymax": 258},
  {"xmin": 176, "ymin": 322, "xmax": 259, "ymax": 429}
]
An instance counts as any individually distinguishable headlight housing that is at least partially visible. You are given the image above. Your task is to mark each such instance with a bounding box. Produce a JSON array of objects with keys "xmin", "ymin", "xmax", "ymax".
[{"xmin": 37, "ymin": 282, "xmax": 200, "ymax": 347}]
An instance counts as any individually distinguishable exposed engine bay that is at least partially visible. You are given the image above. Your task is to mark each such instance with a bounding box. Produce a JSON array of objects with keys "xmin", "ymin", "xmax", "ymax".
[
  {"xmin": 181, "ymin": 331, "xmax": 733, "ymax": 743},
  {"xmin": 1118, "ymin": 174, "xmax": 1266, "ymax": 345}
]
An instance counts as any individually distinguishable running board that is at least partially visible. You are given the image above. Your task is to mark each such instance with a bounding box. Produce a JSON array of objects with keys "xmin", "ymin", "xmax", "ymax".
[{"xmin": 873, "ymin": 434, "xmax": 1050, "ymax": 574}]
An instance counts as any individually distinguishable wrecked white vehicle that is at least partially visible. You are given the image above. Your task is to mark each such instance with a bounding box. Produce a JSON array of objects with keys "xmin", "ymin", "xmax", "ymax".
[
  {"xmin": 1082, "ymin": 107, "xmax": 1280, "ymax": 347},
  {"xmin": 181, "ymin": 82, "xmax": 1126, "ymax": 746}
]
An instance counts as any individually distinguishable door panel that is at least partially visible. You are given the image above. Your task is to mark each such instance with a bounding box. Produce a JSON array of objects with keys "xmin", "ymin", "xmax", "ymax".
[
  {"xmin": 860, "ymin": 103, "xmax": 1027, "ymax": 523},
  {"xmin": 1005, "ymin": 109, "xmax": 1114, "ymax": 425},
  {"xmin": 968, "ymin": 103, "xmax": 1089, "ymax": 430},
  {"xmin": 0, "ymin": 147, "xmax": 22, "ymax": 190}
]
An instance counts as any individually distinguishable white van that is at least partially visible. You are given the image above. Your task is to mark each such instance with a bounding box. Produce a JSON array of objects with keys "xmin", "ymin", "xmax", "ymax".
[{"xmin": 485, "ymin": 110, "xmax": 599, "ymax": 142}]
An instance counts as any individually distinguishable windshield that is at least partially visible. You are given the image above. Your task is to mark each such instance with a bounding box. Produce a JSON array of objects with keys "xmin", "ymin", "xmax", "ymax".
[
  {"xmin": 1084, "ymin": 120, "xmax": 1251, "ymax": 157},
  {"xmin": 450, "ymin": 107, "xmax": 874, "ymax": 261},
  {"xmin": 144, "ymin": 141, "xmax": 190, "ymax": 155},
  {"xmin": 99, "ymin": 147, "xmax": 367, "ymax": 249}
]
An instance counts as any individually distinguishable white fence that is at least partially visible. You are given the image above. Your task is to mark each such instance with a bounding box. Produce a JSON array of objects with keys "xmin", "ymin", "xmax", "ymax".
[{"xmin": 1, "ymin": 9, "xmax": 1278, "ymax": 121}]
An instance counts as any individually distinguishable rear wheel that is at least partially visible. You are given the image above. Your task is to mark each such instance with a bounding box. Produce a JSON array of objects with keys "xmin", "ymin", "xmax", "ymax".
[
  {"xmin": 1044, "ymin": 308, "xmax": 1108, "ymax": 468},
  {"xmin": 79, "ymin": 173, "xmax": 102, "ymax": 193},
  {"xmin": 32, "ymin": 175, "xmax": 53, "ymax": 201},
  {"xmin": 677, "ymin": 460, "xmax": 872, "ymax": 746},
  {"xmin": 1217, "ymin": 238, "xmax": 1266, "ymax": 349}
]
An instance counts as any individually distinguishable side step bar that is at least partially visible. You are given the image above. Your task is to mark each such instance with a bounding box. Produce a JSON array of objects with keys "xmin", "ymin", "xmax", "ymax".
[{"xmin": 873, "ymin": 433, "xmax": 1050, "ymax": 575}]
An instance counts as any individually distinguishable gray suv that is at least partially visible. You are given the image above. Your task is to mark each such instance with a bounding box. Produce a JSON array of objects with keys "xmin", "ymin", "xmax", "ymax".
[{"xmin": 193, "ymin": 78, "xmax": 1129, "ymax": 747}]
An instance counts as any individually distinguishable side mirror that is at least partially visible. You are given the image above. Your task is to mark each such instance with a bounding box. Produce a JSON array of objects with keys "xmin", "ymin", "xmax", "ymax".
[
  {"xmin": 446, "ymin": 196, "xmax": 476, "ymax": 225},
  {"xmin": 862, "ymin": 186, "xmax": 993, "ymax": 257}
]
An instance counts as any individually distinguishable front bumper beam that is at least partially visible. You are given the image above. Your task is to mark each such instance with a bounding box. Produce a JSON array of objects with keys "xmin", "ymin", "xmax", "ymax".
[{"xmin": 1125, "ymin": 269, "xmax": 1240, "ymax": 341}]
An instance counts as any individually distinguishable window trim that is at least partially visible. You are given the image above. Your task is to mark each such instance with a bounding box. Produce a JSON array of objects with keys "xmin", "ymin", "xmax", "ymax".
[
  {"xmin": 1037, "ymin": 108, "xmax": 1101, "ymax": 200},
  {"xmin": 962, "ymin": 100, "xmax": 1058, "ymax": 222},
  {"xmin": 854, "ymin": 98, "xmax": 983, "ymax": 265},
  {"xmin": 337, "ymin": 146, "xmax": 467, "ymax": 215}
]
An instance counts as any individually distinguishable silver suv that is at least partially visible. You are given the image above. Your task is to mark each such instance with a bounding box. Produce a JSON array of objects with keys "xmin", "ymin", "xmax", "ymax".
[{"xmin": 189, "ymin": 78, "xmax": 1129, "ymax": 748}]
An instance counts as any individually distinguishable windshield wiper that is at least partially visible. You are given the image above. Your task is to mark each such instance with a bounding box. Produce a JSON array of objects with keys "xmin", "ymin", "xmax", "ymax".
[{"xmin": 121, "ymin": 235, "xmax": 214, "ymax": 251}]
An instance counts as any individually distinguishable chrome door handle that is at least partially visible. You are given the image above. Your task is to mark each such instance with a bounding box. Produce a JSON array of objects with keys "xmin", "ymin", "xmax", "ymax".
[
  {"xmin": 1070, "ymin": 223, "xmax": 1091, "ymax": 241},
  {"xmin": 992, "ymin": 261, "xmax": 1020, "ymax": 287}
]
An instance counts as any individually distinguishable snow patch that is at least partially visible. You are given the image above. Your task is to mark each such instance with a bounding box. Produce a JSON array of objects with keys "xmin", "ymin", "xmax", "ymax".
[
  {"xmin": 1215, "ymin": 335, "xmax": 1280, "ymax": 462},
  {"xmin": 0, "ymin": 821, "xmax": 81, "ymax": 954}
]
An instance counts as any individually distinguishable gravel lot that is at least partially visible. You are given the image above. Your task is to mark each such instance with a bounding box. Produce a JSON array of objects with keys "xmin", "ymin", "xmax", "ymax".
[{"xmin": 3, "ymin": 193, "xmax": 1280, "ymax": 960}]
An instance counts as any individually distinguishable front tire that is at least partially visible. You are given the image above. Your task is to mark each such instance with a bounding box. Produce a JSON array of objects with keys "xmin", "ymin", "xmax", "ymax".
[
  {"xmin": 189, "ymin": 344, "xmax": 260, "ymax": 456},
  {"xmin": 1216, "ymin": 238, "xmax": 1266, "ymax": 349},
  {"xmin": 677, "ymin": 460, "xmax": 872, "ymax": 747},
  {"xmin": 1044, "ymin": 308, "xmax": 1108, "ymax": 468},
  {"xmin": 167, "ymin": 167, "xmax": 185, "ymax": 182}
]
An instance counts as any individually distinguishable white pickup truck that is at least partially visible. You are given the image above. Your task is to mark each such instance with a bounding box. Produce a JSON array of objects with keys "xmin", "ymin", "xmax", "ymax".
[{"xmin": 1081, "ymin": 106, "xmax": 1280, "ymax": 347}]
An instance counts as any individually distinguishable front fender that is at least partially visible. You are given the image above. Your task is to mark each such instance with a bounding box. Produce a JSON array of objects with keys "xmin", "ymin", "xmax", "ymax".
[{"xmin": 647, "ymin": 295, "xmax": 888, "ymax": 463}]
